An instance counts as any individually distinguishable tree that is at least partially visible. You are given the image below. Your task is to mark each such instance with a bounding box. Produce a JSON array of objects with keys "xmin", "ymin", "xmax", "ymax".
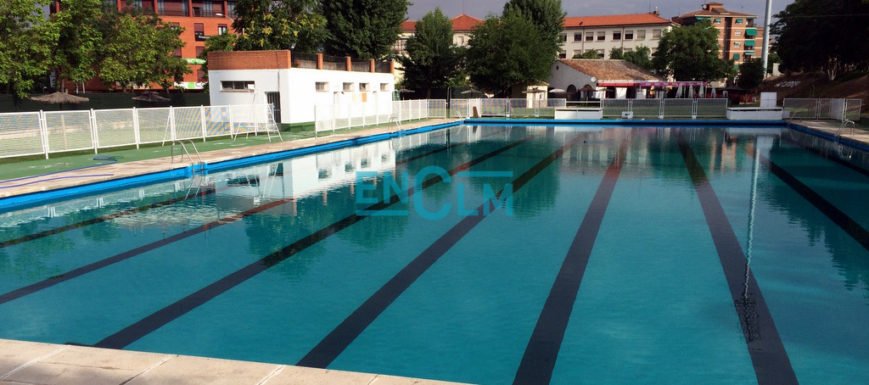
[
  {"xmin": 232, "ymin": 0, "xmax": 326, "ymax": 52},
  {"xmin": 51, "ymin": 0, "xmax": 103, "ymax": 91},
  {"xmin": 198, "ymin": 32, "xmax": 237, "ymax": 79},
  {"xmin": 321, "ymin": 0, "xmax": 409, "ymax": 59},
  {"xmin": 466, "ymin": 11, "xmax": 554, "ymax": 95},
  {"xmin": 0, "ymin": 0, "xmax": 59, "ymax": 98},
  {"xmin": 609, "ymin": 47, "xmax": 624, "ymax": 60},
  {"xmin": 573, "ymin": 50, "xmax": 600, "ymax": 59},
  {"xmin": 737, "ymin": 58, "xmax": 765, "ymax": 90},
  {"xmin": 652, "ymin": 21, "xmax": 735, "ymax": 81},
  {"xmin": 398, "ymin": 8, "xmax": 464, "ymax": 98},
  {"xmin": 772, "ymin": 0, "xmax": 869, "ymax": 80},
  {"xmin": 98, "ymin": 13, "xmax": 189, "ymax": 91},
  {"xmin": 623, "ymin": 45, "xmax": 653, "ymax": 71},
  {"xmin": 502, "ymin": 0, "xmax": 565, "ymax": 47}
]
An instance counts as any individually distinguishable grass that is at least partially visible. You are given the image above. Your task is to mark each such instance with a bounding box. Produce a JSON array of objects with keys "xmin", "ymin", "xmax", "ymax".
[{"xmin": 0, "ymin": 119, "xmax": 434, "ymax": 182}]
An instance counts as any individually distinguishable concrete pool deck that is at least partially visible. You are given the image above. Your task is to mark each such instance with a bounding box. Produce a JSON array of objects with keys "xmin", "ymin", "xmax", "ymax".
[
  {"xmin": 0, "ymin": 339, "xmax": 465, "ymax": 385},
  {"xmin": 0, "ymin": 119, "xmax": 460, "ymax": 200}
]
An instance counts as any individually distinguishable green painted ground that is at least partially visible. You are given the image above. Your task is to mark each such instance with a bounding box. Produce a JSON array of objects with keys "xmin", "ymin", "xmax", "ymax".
[{"xmin": 0, "ymin": 119, "xmax": 431, "ymax": 181}]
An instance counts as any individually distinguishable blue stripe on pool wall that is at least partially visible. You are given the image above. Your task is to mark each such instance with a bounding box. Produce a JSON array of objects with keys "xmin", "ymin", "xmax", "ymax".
[
  {"xmin": 512, "ymin": 141, "xmax": 629, "ymax": 385},
  {"xmin": 677, "ymin": 133, "xmax": 798, "ymax": 385},
  {"xmin": 464, "ymin": 119, "xmax": 788, "ymax": 127}
]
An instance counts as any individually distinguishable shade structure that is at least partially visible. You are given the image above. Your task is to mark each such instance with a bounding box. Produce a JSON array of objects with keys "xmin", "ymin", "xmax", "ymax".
[
  {"xmin": 522, "ymin": 87, "xmax": 545, "ymax": 94},
  {"xmin": 461, "ymin": 88, "xmax": 482, "ymax": 95},
  {"xmin": 29, "ymin": 92, "xmax": 89, "ymax": 104},
  {"xmin": 676, "ymin": 85, "xmax": 683, "ymax": 98},
  {"xmin": 549, "ymin": 88, "xmax": 567, "ymax": 94},
  {"xmin": 132, "ymin": 91, "xmax": 170, "ymax": 103},
  {"xmin": 398, "ymin": 88, "xmax": 415, "ymax": 93}
]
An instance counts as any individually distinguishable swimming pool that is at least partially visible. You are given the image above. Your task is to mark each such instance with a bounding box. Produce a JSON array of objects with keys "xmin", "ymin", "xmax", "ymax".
[{"xmin": 0, "ymin": 124, "xmax": 867, "ymax": 384}]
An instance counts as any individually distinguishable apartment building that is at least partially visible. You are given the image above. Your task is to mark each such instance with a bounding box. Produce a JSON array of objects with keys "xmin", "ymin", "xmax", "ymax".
[
  {"xmin": 673, "ymin": 2, "xmax": 764, "ymax": 68},
  {"xmin": 51, "ymin": 0, "xmax": 236, "ymax": 90},
  {"xmin": 559, "ymin": 12, "xmax": 675, "ymax": 60},
  {"xmin": 394, "ymin": 14, "xmax": 483, "ymax": 55}
]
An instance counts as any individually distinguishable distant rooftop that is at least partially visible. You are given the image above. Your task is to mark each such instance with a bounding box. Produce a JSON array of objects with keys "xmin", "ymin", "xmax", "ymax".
[
  {"xmin": 401, "ymin": 14, "xmax": 483, "ymax": 33},
  {"xmin": 558, "ymin": 59, "xmax": 662, "ymax": 82},
  {"xmin": 563, "ymin": 13, "xmax": 674, "ymax": 29},
  {"xmin": 676, "ymin": 2, "xmax": 757, "ymax": 19}
]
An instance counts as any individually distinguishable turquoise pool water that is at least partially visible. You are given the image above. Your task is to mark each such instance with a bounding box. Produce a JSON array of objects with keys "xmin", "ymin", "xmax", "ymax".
[{"xmin": 0, "ymin": 125, "xmax": 868, "ymax": 384}]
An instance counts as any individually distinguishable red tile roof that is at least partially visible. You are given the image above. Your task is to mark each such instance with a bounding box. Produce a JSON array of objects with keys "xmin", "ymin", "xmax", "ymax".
[
  {"xmin": 558, "ymin": 59, "xmax": 662, "ymax": 81},
  {"xmin": 677, "ymin": 5, "xmax": 756, "ymax": 19},
  {"xmin": 563, "ymin": 13, "xmax": 673, "ymax": 29},
  {"xmin": 401, "ymin": 14, "xmax": 483, "ymax": 33}
]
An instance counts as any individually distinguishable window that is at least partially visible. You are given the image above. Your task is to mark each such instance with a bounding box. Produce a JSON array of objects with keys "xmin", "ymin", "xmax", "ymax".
[
  {"xmin": 735, "ymin": 31, "xmax": 743, "ymax": 36},
  {"xmin": 315, "ymin": 82, "xmax": 328, "ymax": 92},
  {"xmin": 597, "ymin": 31, "xmax": 605, "ymax": 41},
  {"xmin": 652, "ymin": 29, "xmax": 662, "ymax": 39},
  {"xmin": 197, "ymin": 70, "xmax": 205, "ymax": 82},
  {"xmin": 173, "ymin": 47, "xmax": 182, "ymax": 57},
  {"xmin": 195, "ymin": 46, "xmax": 205, "ymax": 56},
  {"xmin": 736, "ymin": 19, "xmax": 744, "ymax": 24},
  {"xmin": 585, "ymin": 33, "xmax": 594, "ymax": 42},
  {"xmin": 733, "ymin": 53, "xmax": 741, "ymax": 60},
  {"xmin": 221, "ymin": 81, "xmax": 254, "ymax": 90},
  {"xmin": 625, "ymin": 30, "xmax": 633, "ymax": 40},
  {"xmin": 380, "ymin": 83, "xmax": 389, "ymax": 91},
  {"xmin": 560, "ymin": 34, "xmax": 567, "ymax": 43},
  {"xmin": 218, "ymin": 24, "xmax": 228, "ymax": 35},
  {"xmin": 360, "ymin": 83, "xmax": 370, "ymax": 92},
  {"xmin": 558, "ymin": 51, "xmax": 566, "ymax": 59},
  {"xmin": 714, "ymin": 18, "xmax": 722, "ymax": 24},
  {"xmin": 573, "ymin": 50, "xmax": 583, "ymax": 57},
  {"xmin": 734, "ymin": 42, "xmax": 741, "ymax": 47},
  {"xmin": 612, "ymin": 32, "xmax": 621, "ymax": 40},
  {"xmin": 597, "ymin": 49, "xmax": 605, "ymax": 58},
  {"xmin": 637, "ymin": 30, "xmax": 646, "ymax": 40},
  {"xmin": 343, "ymin": 82, "xmax": 354, "ymax": 92},
  {"xmin": 574, "ymin": 33, "xmax": 582, "ymax": 41},
  {"xmin": 194, "ymin": 23, "xmax": 205, "ymax": 41}
]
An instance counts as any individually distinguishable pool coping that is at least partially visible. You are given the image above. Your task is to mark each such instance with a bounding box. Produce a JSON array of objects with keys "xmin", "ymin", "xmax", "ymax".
[{"xmin": 0, "ymin": 338, "xmax": 465, "ymax": 385}]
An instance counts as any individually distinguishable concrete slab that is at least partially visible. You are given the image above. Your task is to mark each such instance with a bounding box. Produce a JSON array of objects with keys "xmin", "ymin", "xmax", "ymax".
[
  {"xmin": 264, "ymin": 366, "xmax": 377, "ymax": 385},
  {"xmin": 370, "ymin": 374, "xmax": 471, "ymax": 385},
  {"xmin": 125, "ymin": 355, "xmax": 280, "ymax": 385},
  {"xmin": 0, "ymin": 340, "xmax": 67, "ymax": 378}
]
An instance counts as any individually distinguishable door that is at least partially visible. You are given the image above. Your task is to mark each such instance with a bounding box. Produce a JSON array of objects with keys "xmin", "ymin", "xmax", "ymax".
[{"xmin": 266, "ymin": 92, "xmax": 281, "ymax": 123}]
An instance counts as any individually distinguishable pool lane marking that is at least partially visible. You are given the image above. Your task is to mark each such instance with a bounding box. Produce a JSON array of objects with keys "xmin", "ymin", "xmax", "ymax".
[
  {"xmin": 0, "ymin": 129, "xmax": 497, "ymax": 307},
  {"xmin": 511, "ymin": 141, "xmax": 628, "ymax": 385},
  {"xmin": 297, "ymin": 134, "xmax": 594, "ymax": 370},
  {"xmin": 746, "ymin": 145, "xmax": 869, "ymax": 252},
  {"xmin": 678, "ymin": 134, "xmax": 798, "ymax": 385},
  {"xmin": 0, "ymin": 126, "xmax": 466, "ymax": 250},
  {"xmin": 92, "ymin": 135, "xmax": 535, "ymax": 350}
]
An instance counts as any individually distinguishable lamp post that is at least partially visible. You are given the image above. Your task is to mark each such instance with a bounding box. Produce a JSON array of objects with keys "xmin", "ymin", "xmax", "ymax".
[{"xmin": 761, "ymin": 0, "xmax": 773, "ymax": 77}]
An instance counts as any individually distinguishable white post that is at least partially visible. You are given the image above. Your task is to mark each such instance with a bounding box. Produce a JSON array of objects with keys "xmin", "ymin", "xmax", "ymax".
[
  {"xmin": 692, "ymin": 100, "xmax": 698, "ymax": 120},
  {"xmin": 228, "ymin": 105, "xmax": 235, "ymax": 139},
  {"xmin": 200, "ymin": 105, "xmax": 207, "ymax": 142},
  {"xmin": 132, "ymin": 107, "xmax": 141, "ymax": 149},
  {"xmin": 761, "ymin": 0, "xmax": 773, "ymax": 78},
  {"xmin": 39, "ymin": 110, "xmax": 50, "ymax": 159},
  {"xmin": 169, "ymin": 106, "xmax": 177, "ymax": 143},
  {"xmin": 90, "ymin": 109, "xmax": 99, "ymax": 154}
]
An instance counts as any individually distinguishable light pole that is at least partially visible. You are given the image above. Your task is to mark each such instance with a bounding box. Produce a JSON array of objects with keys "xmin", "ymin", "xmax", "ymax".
[{"xmin": 761, "ymin": 0, "xmax": 773, "ymax": 77}]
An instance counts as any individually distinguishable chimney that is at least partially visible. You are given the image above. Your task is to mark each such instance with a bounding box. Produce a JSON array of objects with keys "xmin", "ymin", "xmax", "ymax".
[{"xmin": 652, "ymin": 7, "xmax": 659, "ymax": 16}]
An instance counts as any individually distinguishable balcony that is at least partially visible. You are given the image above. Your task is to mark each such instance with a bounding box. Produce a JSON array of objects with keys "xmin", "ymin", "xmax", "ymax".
[
  {"xmin": 192, "ymin": 8, "xmax": 225, "ymax": 17},
  {"xmin": 158, "ymin": 9, "xmax": 188, "ymax": 16},
  {"xmin": 194, "ymin": 31, "xmax": 208, "ymax": 41}
]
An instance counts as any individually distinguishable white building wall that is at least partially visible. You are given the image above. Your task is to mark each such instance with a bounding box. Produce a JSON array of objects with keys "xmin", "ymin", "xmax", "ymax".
[
  {"xmin": 559, "ymin": 25, "xmax": 671, "ymax": 59},
  {"xmin": 547, "ymin": 62, "xmax": 605, "ymax": 98},
  {"xmin": 209, "ymin": 68, "xmax": 395, "ymax": 125}
]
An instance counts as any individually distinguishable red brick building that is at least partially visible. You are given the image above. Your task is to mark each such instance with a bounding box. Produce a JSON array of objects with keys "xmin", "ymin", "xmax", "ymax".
[{"xmin": 673, "ymin": 2, "xmax": 764, "ymax": 69}]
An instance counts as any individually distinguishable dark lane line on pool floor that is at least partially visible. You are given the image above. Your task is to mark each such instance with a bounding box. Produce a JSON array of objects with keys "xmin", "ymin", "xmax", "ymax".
[
  {"xmin": 746, "ymin": 146, "xmax": 869, "ymax": 253},
  {"xmin": 93, "ymin": 134, "xmax": 537, "ymax": 350},
  {"xmin": 511, "ymin": 141, "xmax": 628, "ymax": 385},
  {"xmin": 296, "ymin": 133, "xmax": 598, "ymax": 370},
  {"xmin": 0, "ymin": 128, "xmax": 458, "ymax": 250},
  {"xmin": 0, "ymin": 129, "xmax": 497, "ymax": 307},
  {"xmin": 679, "ymin": 134, "xmax": 798, "ymax": 385}
]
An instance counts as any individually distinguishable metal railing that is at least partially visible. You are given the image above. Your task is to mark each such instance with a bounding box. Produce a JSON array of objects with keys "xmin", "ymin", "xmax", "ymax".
[
  {"xmin": 314, "ymin": 99, "xmax": 433, "ymax": 134},
  {"xmin": 783, "ymin": 98, "xmax": 862, "ymax": 122},
  {"xmin": 600, "ymin": 98, "xmax": 728, "ymax": 119},
  {"xmin": 0, "ymin": 104, "xmax": 277, "ymax": 160}
]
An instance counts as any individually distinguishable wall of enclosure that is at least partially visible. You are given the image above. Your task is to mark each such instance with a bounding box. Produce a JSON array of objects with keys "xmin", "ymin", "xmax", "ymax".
[
  {"xmin": 783, "ymin": 98, "xmax": 862, "ymax": 121},
  {"xmin": 448, "ymin": 99, "xmax": 568, "ymax": 118},
  {"xmin": 0, "ymin": 104, "xmax": 276, "ymax": 159},
  {"xmin": 599, "ymin": 99, "xmax": 729, "ymax": 119},
  {"xmin": 314, "ymin": 100, "xmax": 434, "ymax": 133}
]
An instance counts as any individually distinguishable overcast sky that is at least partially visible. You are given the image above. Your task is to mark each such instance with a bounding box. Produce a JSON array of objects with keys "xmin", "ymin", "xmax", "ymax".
[{"xmin": 406, "ymin": 0, "xmax": 794, "ymax": 27}]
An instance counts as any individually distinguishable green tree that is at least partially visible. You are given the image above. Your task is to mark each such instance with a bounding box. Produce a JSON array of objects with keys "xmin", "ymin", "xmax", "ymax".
[
  {"xmin": 466, "ymin": 11, "xmax": 555, "ymax": 95},
  {"xmin": 652, "ymin": 20, "xmax": 734, "ymax": 81},
  {"xmin": 232, "ymin": 0, "xmax": 326, "ymax": 52},
  {"xmin": 609, "ymin": 47, "xmax": 624, "ymax": 59},
  {"xmin": 573, "ymin": 50, "xmax": 600, "ymax": 59},
  {"xmin": 502, "ymin": 0, "xmax": 565, "ymax": 47},
  {"xmin": 98, "ymin": 13, "xmax": 189, "ymax": 91},
  {"xmin": 321, "ymin": 0, "xmax": 409, "ymax": 59},
  {"xmin": 198, "ymin": 32, "xmax": 237, "ymax": 79},
  {"xmin": 623, "ymin": 45, "xmax": 653, "ymax": 71},
  {"xmin": 51, "ymin": 0, "xmax": 103, "ymax": 91},
  {"xmin": 398, "ymin": 8, "xmax": 464, "ymax": 98},
  {"xmin": 737, "ymin": 58, "xmax": 765, "ymax": 90},
  {"xmin": 0, "ymin": 0, "xmax": 59, "ymax": 98},
  {"xmin": 772, "ymin": 0, "xmax": 869, "ymax": 80}
]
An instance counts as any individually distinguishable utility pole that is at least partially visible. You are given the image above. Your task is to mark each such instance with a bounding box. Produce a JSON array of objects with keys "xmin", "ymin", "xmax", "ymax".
[{"xmin": 761, "ymin": 0, "xmax": 773, "ymax": 77}]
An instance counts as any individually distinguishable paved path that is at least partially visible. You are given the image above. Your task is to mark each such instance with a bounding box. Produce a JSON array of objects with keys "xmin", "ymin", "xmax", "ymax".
[
  {"xmin": 0, "ymin": 339, "xmax": 465, "ymax": 385},
  {"xmin": 791, "ymin": 120, "xmax": 869, "ymax": 145},
  {"xmin": 0, "ymin": 119, "xmax": 460, "ymax": 199}
]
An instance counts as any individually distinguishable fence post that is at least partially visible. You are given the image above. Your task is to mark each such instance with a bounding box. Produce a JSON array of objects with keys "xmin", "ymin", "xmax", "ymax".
[
  {"xmin": 692, "ymin": 100, "xmax": 698, "ymax": 120},
  {"xmin": 200, "ymin": 105, "xmax": 207, "ymax": 142},
  {"xmin": 39, "ymin": 110, "xmax": 50, "ymax": 159},
  {"xmin": 132, "ymin": 107, "xmax": 141, "ymax": 149},
  {"xmin": 228, "ymin": 105, "xmax": 235, "ymax": 139},
  {"xmin": 658, "ymin": 99, "xmax": 664, "ymax": 119},
  {"xmin": 816, "ymin": 99, "xmax": 821, "ymax": 120},
  {"xmin": 90, "ymin": 108, "xmax": 99, "ymax": 154},
  {"xmin": 169, "ymin": 106, "xmax": 177, "ymax": 143}
]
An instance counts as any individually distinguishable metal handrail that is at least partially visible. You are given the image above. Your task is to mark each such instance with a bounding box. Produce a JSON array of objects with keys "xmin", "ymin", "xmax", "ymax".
[{"xmin": 171, "ymin": 140, "xmax": 203, "ymax": 165}]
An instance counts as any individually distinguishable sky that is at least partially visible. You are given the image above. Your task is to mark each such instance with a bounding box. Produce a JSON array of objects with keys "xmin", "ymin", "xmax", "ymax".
[{"xmin": 406, "ymin": 0, "xmax": 795, "ymax": 27}]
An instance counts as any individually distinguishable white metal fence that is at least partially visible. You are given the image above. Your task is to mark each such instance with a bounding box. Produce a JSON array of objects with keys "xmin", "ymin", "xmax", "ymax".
[
  {"xmin": 601, "ymin": 98, "xmax": 728, "ymax": 119},
  {"xmin": 448, "ymin": 98, "xmax": 567, "ymax": 118},
  {"xmin": 0, "ymin": 104, "xmax": 277, "ymax": 160},
  {"xmin": 314, "ymin": 99, "xmax": 434, "ymax": 133},
  {"xmin": 783, "ymin": 98, "xmax": 862, "ymax": 122}
]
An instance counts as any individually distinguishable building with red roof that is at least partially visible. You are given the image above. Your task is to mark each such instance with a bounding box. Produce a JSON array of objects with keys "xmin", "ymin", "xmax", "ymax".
[
  {"xmin": 673, "ymin": 2, "xmax": 765, "ymax": 68},
  {"xmin": 394, "ymin": 14, "xmax": 483, "ymax": 56},
  {"xmin": 559, "ymin": 11, "xmax": 675, "ymax": 60}
]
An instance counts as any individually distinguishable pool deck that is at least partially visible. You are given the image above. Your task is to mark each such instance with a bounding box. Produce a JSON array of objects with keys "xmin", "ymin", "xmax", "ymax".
[
  {"xmin": 0, "ymin": 119, "xmax": 460, "ymax": 200},
  {"xmin": 0, "ymin": 339, "xmax": 464, "ymax": 385},
  {"xmin": 788, "ymin": 120, "xmax": 869, "ymax": 147}
]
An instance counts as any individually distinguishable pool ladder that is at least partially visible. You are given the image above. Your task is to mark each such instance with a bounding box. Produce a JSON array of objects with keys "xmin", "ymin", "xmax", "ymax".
[
  {"xmin": 390, "ymin": 117, "xmax": 404, "ymax": 136},
  {"xmin": 836, "ymin": 119, "xmax": 856, "ymax": 139},
  {"xmin": 171, "ymin": 140, "xmax": 204, "ymax": 171}
]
